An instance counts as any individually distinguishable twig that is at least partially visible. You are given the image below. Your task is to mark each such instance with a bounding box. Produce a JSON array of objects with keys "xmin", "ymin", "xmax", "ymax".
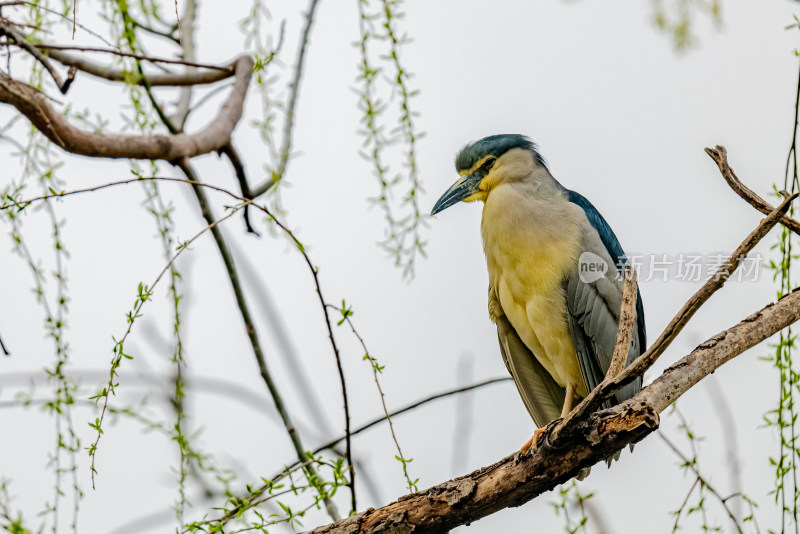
[
  {"xmin": 219, "ymin": 143, "xmax": 259, "ymax": 235},
  {"xmin": 0, "ymin": 175, "xmax": 243, "ymax": 208},
  {"xmin": 33, "ymin": 43, "xmax": 231, "ymax": 70},
  {"xmin": 129, "ymin": 48, "xmax": 178, "ymax": 135},
  {"xmin": 1, "ymin": 173, "xmax": 510, "ymax": 511},
  {"xmin": 311, "ymin": 281, "xmax": 356, "ymax": 513},
  {"xmin": 180, "ymin": 458, "xmax": 327, "ymax": 533},
  {"xmin": 175, "ymin": 159, "xmax": 341, "ymax": 522},
  {"xmin": 173, "ymin": 0, "xmax": 182, "ymax": 43},
  {"xmin": 46, "ymin": 49, "xmax": 234, "ymax": 86},
  {"xmin": 705, "ymin": 145, "xmax": 800, "ymax": 235},
  {"xmin": 671, "ymin": 408, "xmax": 711, "ymax": 529},
  {"xmin": 171, "ymin": 0, "xmax": 195, "ymax": 130},
  {"xmin": 0, "ymin": 330, "xmax": 8, "ymax": 355},
  {"xmin": 236, "ymin": 377, "xmax": 514, "ymax": 514},
  {"xmin": 229, "ymin": 377, "xmax": 516, "ymax": 523},
  {"xmin": 304, "ymin": 377, "xmax": 512, "ymax": 461},
  {"xmin": 257, "ymin": 204, "xmax": 356, "ymax": 512},
  {"xmin": 131, "ymin": 17, "xmax": 178, "ymax": 43},
  {"xmin": 203, "ymin": 238, "xmax": 338, "ymax": 438},
  {"xmin": 672, "ymin": 477, "xmax": 700, "ymax": 533},
  {"xmin": 330, "ymin": 305, "xmax": 415, "ymax": 492},
  {"xmin": 779, "ymin": 49, "xmax": 800, "ymax": 534},
  {"xmin": 1, "ymin": 1, "xmax": 116, "ymax": 47},
  {"xmin": 271, "ymin": 0, "xmax": 321, "ymax": 185},
  {"xmin": 88, "ymin": 201, "xmax": 247, "ymax": 488},
  {"xmin": 659, "ymin": 432, "xmax": 745, "ymax": 534},
  {"xmin": 555, "ymin": 191, "xmax": 798, "ymax": 440},
  {"xmin": 0, "ymin": 21, "xmax": 76, "ymax": 93}
]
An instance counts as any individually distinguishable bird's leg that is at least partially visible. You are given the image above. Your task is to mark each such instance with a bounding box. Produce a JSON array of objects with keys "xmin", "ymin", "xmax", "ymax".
[
  {"xmin": 561, "ymin": 383, "xmax": 575, "ymax": 418},
  {"xmin": 520, "ymin": 383, "xmax": 576, "ymax": 456}
]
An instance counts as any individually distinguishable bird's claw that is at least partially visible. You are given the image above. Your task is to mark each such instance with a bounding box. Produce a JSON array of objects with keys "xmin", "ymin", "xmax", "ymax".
[{"xmin": 519, "ymin": 427, "xmax": 547, "ymax": 456}]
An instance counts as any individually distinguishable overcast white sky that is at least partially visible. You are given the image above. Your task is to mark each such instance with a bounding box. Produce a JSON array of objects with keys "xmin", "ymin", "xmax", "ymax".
[{"xmin": 1, "ymin": 1, "xmax": 799, "ymax": 532}]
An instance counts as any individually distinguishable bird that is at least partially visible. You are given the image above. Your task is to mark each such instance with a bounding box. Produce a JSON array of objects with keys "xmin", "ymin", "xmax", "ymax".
[{"xmin": 431, "ymin": 134, "xmax": 645, "ymax": 460}]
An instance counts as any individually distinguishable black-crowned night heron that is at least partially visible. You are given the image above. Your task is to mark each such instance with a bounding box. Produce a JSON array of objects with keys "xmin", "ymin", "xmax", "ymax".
[{"xmin": 431, "ymin": 134, "xmax": 645, "ymax": 456}]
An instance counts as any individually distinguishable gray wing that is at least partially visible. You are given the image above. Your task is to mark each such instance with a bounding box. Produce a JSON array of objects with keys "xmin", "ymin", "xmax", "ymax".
[
  {"xmin": 491, "ymin": 287, "xmax": 565, "ymax": 428},
  {"xmin": 564, "ymin": 210, "xmax": 643, "ymax": 407}
]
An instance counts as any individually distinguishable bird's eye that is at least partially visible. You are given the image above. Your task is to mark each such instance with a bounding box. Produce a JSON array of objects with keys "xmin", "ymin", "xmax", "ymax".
[{"xmin": 481, "ymin": 158, "xmax": 496, "ymax": 171}]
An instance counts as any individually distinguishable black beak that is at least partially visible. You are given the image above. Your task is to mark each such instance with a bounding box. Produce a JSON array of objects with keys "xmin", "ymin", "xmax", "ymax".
[{"xmin": 430, "ymin": 173, "xmax": 481, "ymax": 215}]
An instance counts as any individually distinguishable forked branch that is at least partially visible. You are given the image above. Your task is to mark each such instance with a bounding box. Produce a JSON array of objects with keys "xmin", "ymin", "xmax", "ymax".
[
  {"xmin": 305, "ymin": 146, "xmax": 800, "ymax": 533},
  {"xmin": 0, "ymin": 55, "xmax": 253, "ymax": 161},
  {"xmin": 556, "ymin": 189, "xmax": 797, "ymax": 437},
  {"xmin": 308, "ymin": 288, "xmax": 800, "ymax": 534}
]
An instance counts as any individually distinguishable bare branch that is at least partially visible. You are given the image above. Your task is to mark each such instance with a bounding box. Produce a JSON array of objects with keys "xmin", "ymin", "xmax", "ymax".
[
  {"xmin": 220, "ymin": 377, "xmax": 513, "ymax": 532},
  {"xmin": 705, "ymin": 145, "xmax": 800, "ymax": 235},
  {"xmin": 173, "ymin": 0, "xmax": 182, "ymax": 43},
  {"xmin": 218, "ymin": 143, "xmax": 259, "ymax": 234},
  {"xmin": 34, "ymin": 43, "xmax": 232, "ymax": 71},
  {"xmin": 271, "ymin": 0, "xmax": 321, "ymax": 186},
  {"xmin": 171, "ymin": 0, "xmax": 196, "ymax": 129},
  {"xmin": 605, "ymin": 264, "xmax": 637, "ymax": 379},
  {"xmin": 88, "ymin": 201, "xmax": 248, "ymax": 488},
  {"xmin": 0, "ymin": 20, "xmax": 76, "ymax": 93},
  {"xmin": 0, "ymin": 55, "xmax": 253, "ymax": 161},
  {"xmin": 558, "ymin": 191, "xmax": 797, "ymax": 435},
  {"xmin": 46, "ymin": 49, "xmax": 234, "ymax": 86},
  {"xmin": 330, "ymin": 305, "xmax": 416, "ymax": 492},
  {"xmin": 307, "ymin": 377, "xmax": 511, "ymax": 459},
  {"xmin": 175, "ymin": 159, "xmax": 341, "ymax": 522},
  {"xmin": 1, "ymin": 1, "xmax": 117, "ymax": 47},
  {"xmin": 307, "ymin": 288, "xmax": 800, "ymax": 534},
  {"xmin": 658, "ymin": 433, "xmax": 745, "ymax": 534}
]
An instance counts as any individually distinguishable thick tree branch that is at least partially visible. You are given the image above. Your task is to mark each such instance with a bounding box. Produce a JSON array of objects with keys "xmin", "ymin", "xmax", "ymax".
[
  {"xmin": 0, "ymin": 55, "xmax": 252, "ymax": 161},
  {"xmin": 307, "ymin": 288, "xmax": 800, "ymax": 534}
]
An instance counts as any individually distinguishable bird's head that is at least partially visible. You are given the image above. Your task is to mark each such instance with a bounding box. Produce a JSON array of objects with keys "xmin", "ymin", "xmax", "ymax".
[{"xmin": 430, "ymin": 134, "xmax": 549, "ymax": 216}]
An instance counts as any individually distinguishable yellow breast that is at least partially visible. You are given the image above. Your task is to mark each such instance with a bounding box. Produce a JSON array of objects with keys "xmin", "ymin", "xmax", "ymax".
[{"xmin": 481, "ymin": 184, "xmax": 587, "ymax": 396}]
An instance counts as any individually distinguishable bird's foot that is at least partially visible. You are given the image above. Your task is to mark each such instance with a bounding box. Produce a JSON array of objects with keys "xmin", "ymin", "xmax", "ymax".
[{"xmin": 519, "ymin": 427, "xmax": 547, "ymax": 456}]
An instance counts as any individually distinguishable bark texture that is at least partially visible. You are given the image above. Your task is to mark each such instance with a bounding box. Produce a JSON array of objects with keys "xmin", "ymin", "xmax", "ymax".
[{"xmin": 307, "ymin": 288, "xmax": 800, "ymax": 534}]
